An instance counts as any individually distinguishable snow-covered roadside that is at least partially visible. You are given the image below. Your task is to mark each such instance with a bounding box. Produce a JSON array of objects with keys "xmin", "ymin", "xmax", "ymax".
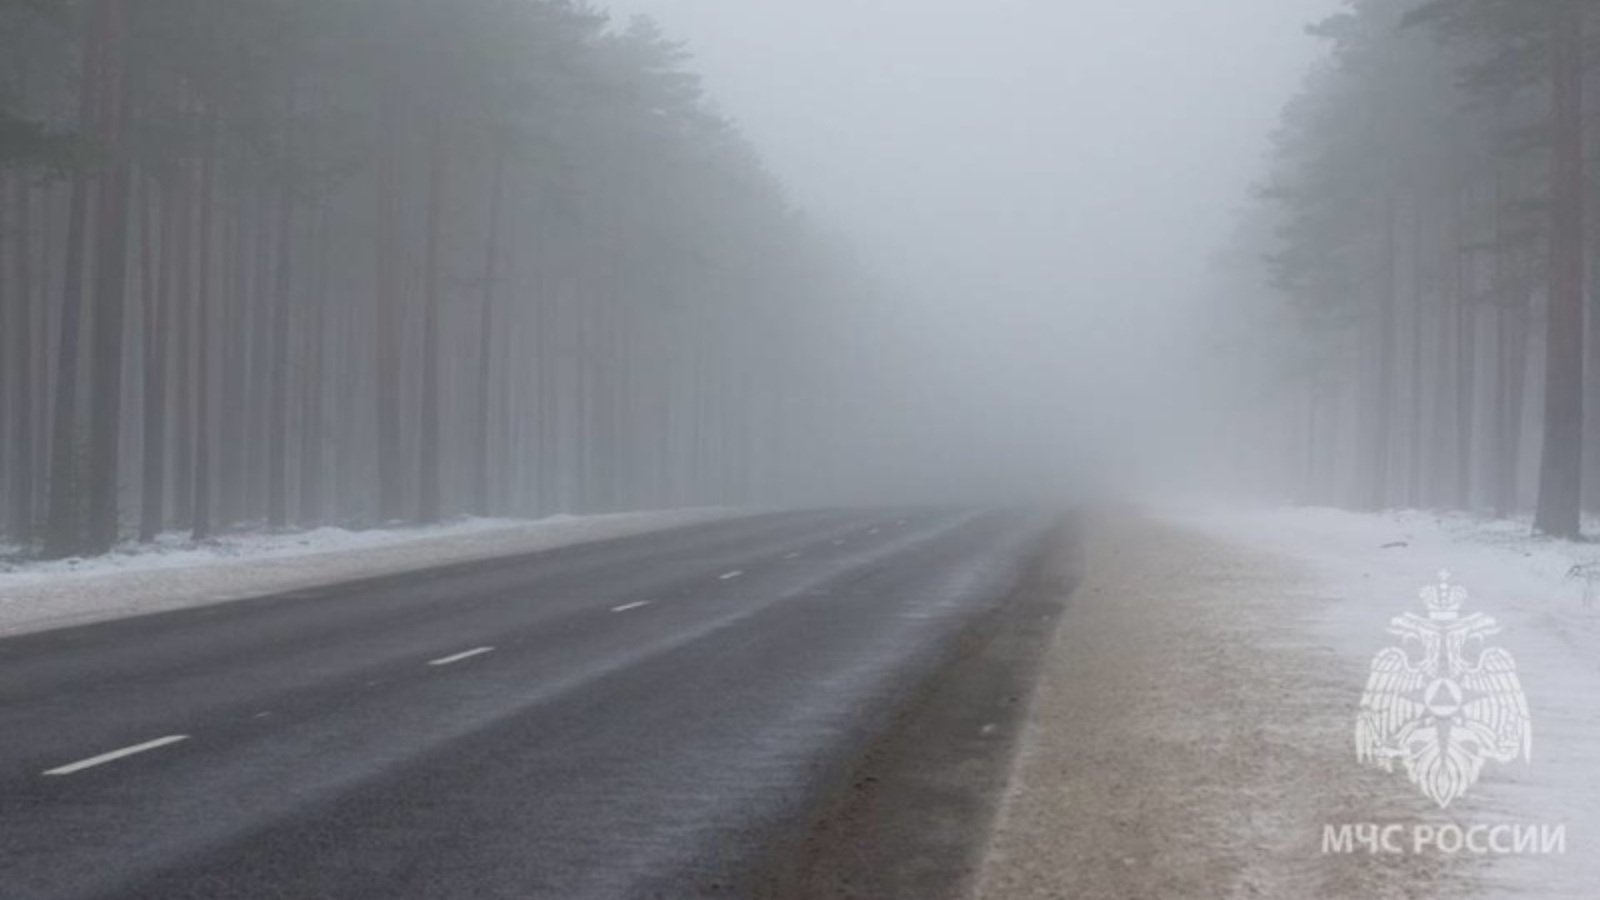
[
  {"xmin": 1162, "ymin": 503, "xmax": 1600, "ymax": 899},
  {"xmin": 0, "ymin": 510, "xmax": 733, "ymax": 639},
  {"xmin": 976, "ymin": 511, "xmax": 1466, "ymax": 899}
]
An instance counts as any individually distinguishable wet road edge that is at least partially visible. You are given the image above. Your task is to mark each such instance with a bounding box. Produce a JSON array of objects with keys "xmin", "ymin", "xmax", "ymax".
[{"xmin": 749, "ymin": 513, "xmax": 1084, "ymax": 900}]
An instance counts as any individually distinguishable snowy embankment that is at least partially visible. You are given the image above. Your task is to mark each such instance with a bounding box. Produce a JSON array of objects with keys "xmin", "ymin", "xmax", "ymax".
[
  {"xmin": 0, "ymin": 510, "xmax": 732, "ymax": 639},
  {"xmin": 1163, "ymin": 503, "xmax": 1600, "ymax": 899}
]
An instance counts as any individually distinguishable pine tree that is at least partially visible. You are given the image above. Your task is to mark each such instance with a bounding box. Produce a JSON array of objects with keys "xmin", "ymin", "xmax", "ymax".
[{"xmin": 1406, "ymin": 0, "xmax": 1592, "ymax": 537}]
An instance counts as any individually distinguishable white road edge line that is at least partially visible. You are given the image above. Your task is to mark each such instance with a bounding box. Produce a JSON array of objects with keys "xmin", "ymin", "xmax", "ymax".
[
  {"xmin": 719, "ymin": 570, "xmax": 744, "ymax": 581},
  {"xmin": 428, "ymin": 646, "xmax": 496, "ymax": 667},
  {"xmin": 612, "ymin": 601, "xmax": 651, "ymax": 613},
  {"xmin": 44, "ymin": 735, "xmax": 190, "ymax": 777}
]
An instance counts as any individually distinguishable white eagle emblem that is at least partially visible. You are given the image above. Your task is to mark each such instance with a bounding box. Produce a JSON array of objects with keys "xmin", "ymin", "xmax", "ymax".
[{"xmin": 1355, "ymin": 571, "xmax": 1531, "ymax": 809}]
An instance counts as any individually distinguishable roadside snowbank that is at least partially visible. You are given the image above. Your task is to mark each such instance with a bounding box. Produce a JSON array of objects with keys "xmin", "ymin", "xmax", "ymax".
[
  {"xmin": 1163, "ymin": 504, "xmax": 1600, "ymax": 899},
  {"xmin": 0, "ymin": 510, "xmax": 732, "ymax": 638}
]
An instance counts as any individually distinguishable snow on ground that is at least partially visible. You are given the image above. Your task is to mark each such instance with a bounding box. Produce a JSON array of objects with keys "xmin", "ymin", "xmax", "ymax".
[
  {"xmin": 977, "ymin": 512, "xmax": 1463, "ymax": 899},
  {"xmin": 0, "ymin": 510, "xmax": 733, "ymax": 639},
  {"xmin": 1162, "ymin": 502, "xmax": 1600, "ymax": 899}
]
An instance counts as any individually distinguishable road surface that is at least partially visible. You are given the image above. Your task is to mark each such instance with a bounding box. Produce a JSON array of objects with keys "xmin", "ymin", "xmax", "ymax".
[{"xmin": 0, "ymin": 510, "xmax": 1058, "ymax": 900}]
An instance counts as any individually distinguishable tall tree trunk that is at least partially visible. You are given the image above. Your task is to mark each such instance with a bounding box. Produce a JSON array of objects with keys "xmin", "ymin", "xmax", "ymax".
[
  {"xmin": 374, "ymin": 98, "xmax": 403, "ymax": 522},
  {"xmin": 139, "ymin": 174, "xmax": 174, "ymax": 542},
  {"xmin": 44, "ymin": 0, "xmax": 107, "ymax": 558},
  {"xmin": 1456, "ymin": 187, "xmax": 1479, "ymax": 510},
  {"xmin": 191, "ymin": 110, "xmax": 219, "ymax": 540},
  {"xmin": 1366, "ymin": 194, "xmax": 1399, "ymax": 510},
  {"xmin": 1408, "ymin": 192, "xmax": 1426, "ymax": 508},
  {"xmin": 10, "ymin": 162, "xmax": 38, "ymax": 544},
  {"xmin": 216, "ymin": 163, "xmax": 249, "ymax": 528},
  {"xmin": 266, "ymin": 85, "xmax": 297, "ymax": 530},
  {"xmin": 417, "ymin": 112, "xmax": 446, "ymax": 525},
  {"xmin": 1535, "ymin": 10, "xmax": 1586, "ymax": 538},
  {"xmin": 297, "ymin": 199, "xmax": 330, "ymax": 525},
  {"xmin": 1584, "ymin": 116, "xmax": 1600, "ymax": 513},
  {"xmin": 169, "ymin": 150, "xmax": 195, "ymax": 529},
  {"xmin": 85, "ymin": 0, "xmax": 132, "ymax": 555},
  {"xmin": 1495, "ymin": 297, "xmax": 1530, "ymax": 518},
  {"xmin": 474, "ymin": 138, "xmax": 507, "ymax": 517},
  {"xmin": 2, "ymin": 173, "xmax": 11, "ymax": 535},
  {"xmin": 244, "ymin": 180, "xmax": 273, "ymax": 521}
]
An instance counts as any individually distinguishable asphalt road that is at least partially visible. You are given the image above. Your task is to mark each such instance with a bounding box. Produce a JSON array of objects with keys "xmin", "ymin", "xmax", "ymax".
[{"xmin": 0, "ymin": 509, "xmax": 1057, "ymax": 900}]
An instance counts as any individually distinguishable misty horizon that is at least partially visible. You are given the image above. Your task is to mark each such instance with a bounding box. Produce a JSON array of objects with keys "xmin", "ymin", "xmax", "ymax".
[{"xmin": 598, "ymin": 0, "xmax": 1340, "ymax": 501}]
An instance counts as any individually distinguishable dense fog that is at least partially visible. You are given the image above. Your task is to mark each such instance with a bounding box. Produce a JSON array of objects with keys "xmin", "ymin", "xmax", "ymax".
[
  {"xmin": 16, "ymin": 0, "xmax": 1597, "ymax": 556},
  {"xmin": 601, "ymin": 0, "xmax": 1336, "ymax": 504}
]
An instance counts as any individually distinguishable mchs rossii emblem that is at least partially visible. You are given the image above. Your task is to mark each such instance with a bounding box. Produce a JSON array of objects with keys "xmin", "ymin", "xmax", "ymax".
[{"xmin": 1355, "ymin": 571, "xmax": 1531, "ymax": 809}]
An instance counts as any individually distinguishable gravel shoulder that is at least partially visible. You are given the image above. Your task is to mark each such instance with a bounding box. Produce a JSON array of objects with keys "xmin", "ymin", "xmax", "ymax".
[{"xmin": 973, "ymin": 510, "xmax": 1467, "ymax": 899}]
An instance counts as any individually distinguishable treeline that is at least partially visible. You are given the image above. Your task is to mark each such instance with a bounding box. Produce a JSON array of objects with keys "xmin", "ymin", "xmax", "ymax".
[
  {"xmin": 1232, "ymin": 0, "xmax": 1596, "ymax": 536},
  {"xmin": 0, "ymin": 0, "xmax": 883, "ymax": 557}
]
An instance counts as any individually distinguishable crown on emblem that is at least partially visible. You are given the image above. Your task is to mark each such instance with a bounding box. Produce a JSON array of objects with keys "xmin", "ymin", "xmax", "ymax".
[{"xmin": 1420, "ymin": 569, "xmax": 1466, "ymax": 620}]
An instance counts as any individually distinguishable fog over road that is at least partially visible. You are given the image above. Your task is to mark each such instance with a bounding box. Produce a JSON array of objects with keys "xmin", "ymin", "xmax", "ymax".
[
  {"xmin": 0, "ymin": 511, "xmax": 1057, "ymax": 900},
  {"xmin": 600, "ymin": 0, "xmax": 1338, "ymax": 493}
]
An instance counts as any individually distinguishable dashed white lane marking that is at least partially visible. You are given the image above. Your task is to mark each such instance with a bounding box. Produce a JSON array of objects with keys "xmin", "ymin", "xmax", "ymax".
[
  {"xmin": 784, "ymin": 552, "xmax": 802, "ymax": 560},
  {"xmin": 612, "ymin": 601, "xmax": 651, "ymax": 613},
  {"xmin": 44, "ymin": 735, "xmax": 190, "ymax": 776},
  {"xmin": 719, "ymin": 571, "xmax": 744, "ymax": 581},
  {"xmin": 428, "ymin": 647, "xmax": 495, "ymax": 667},
  {"xmin": 869, "ymin": 528, "xmax": 880, "ymax": 534},
  {"xmin": 832, "ymin": 539, "xmax": 846, "ymax": 546}
]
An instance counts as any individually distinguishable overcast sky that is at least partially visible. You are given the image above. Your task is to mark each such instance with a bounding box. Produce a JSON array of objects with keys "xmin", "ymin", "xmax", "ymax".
[{"xmin": 598, "ymin": 0, "xmax": 1338, "ymax": 491}]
